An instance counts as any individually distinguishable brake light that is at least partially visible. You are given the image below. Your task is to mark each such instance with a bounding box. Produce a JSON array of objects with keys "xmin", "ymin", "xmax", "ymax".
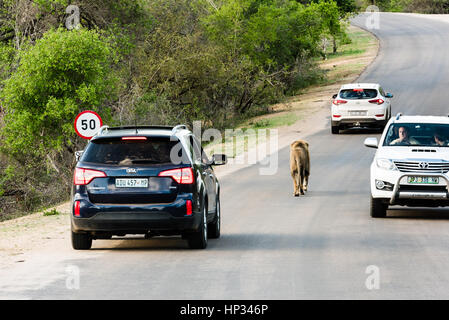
[
  {"xmin": 74, "ymin": 168, "xmax": 107, "ymax": 185},
  {"xmin": 369, "ymin": 99, "xmax": 384, "ymax": 105},
  {"xmin": 375, "ymin": 114, "xmax": 385, "ymax": 117},
  {"xmin": 333, "ymin": 100, "xmax": 347, "ymax": 106},
  {"xmin": 186, "ymin": 200, "xmax": 193, "ymax": 216},
  {"xmin": 74, "ymin": 201, "xmax": 81, "ymax": 217},
  {"xmin": 158, "ymin": 168, "xmax": 194, "ymax": 184},
  {"xmin": 122, "ymin": 137, "xmax": 147, "ymax": 141},
  {"xmin": 353, "ymin": 88, "xmax": 364, "ymax": 92},
  {"xmin": 333, "ymin": 115, "xmax": 342, "ymax": 118}
]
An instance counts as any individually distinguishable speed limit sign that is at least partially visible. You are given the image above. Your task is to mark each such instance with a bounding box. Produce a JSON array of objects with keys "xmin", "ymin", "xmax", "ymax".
[{"xmin": 74, "ymin": 111, "xmax": 103, "ymax": 140}]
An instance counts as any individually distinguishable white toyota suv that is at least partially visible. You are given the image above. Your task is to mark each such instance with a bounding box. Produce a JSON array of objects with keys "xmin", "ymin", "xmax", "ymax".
[
  {"xmin": 365, "ymin": 114, "xmax": 449, "ymax": 218},
  {"xmin": 331, "ymin": 83, "xmax": 393, "ymax": 134}
]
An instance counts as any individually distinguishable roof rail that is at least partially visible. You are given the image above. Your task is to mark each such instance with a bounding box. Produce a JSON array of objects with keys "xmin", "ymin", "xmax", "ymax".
[
  {"xmin": 96, "ymin": 125, "xmax": 109, "ymax": 136},
  {"xmin": 395, "ymin": 113, "xmax": 402, "ymax": 121},
  {"xmin": 171, "ymin": 125, "xmax": 188, "ymax": 135},
  {"xmin": 92, "ymin": 125, "xmax": 188, "ymax": 137},
  {"xmin": 105, "ymin": 125, "xmax": 173, "ymax": 131}
]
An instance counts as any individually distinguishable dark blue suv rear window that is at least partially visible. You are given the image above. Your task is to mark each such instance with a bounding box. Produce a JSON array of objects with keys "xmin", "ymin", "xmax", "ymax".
[{"xmin": 81, "ymin": 137, "xmax": 188, "ymax": 165}]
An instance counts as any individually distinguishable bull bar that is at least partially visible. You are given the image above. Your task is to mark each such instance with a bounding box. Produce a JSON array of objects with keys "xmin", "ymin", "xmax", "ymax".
[{"xmin": 390, "ymin": 172, "xmax": 449, "ymax": 205}]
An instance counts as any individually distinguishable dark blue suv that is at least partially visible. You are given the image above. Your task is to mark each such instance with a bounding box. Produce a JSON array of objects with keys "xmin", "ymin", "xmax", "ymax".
[{"xmin": 71, "ymin": 125, "xmax": 227, "ymax": 250}]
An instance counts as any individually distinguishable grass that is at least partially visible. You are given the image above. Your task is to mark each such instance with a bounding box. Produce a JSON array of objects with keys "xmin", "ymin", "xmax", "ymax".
[
  {"xmin": 43, "ymin": 209, "xmax": 60, "ymax": 217},
  {"xmin": 205, "ymin": 112, "xmax": 301, "ymax": 158},
  {"xmin": 247, "ymin": 113, "xmax": 300, "ymax": 129},
  {"xmin": 323, "ymin": 29, "xmax": 375, "ymax": 58},
  {"xmin": 318, "ymin": 27, "xmax": 378, "ymax": 84},
  {"xmin": 323, "ymin": 62, "xmax": 369, "ymax": 85}
]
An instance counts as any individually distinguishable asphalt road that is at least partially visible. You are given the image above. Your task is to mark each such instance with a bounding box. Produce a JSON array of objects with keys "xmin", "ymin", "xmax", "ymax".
[{"xmin": 3, "ymin": 13, "xmax": 449, "ymax": 299}]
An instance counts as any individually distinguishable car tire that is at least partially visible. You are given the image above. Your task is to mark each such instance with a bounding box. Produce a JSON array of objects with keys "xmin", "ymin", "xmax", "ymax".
[
  {"xmin": 331, "ymin": 125, "xmax": 339, "ymax": 134},
  {"xmin": 72, "ymin": 231, "xmax": 92, "ymax": 250},
  {"xmin": 370, "ymin": 197, "xmax": 388, "ymax": 218},
  {"xmin": 187, "ymin": 204, "xmax": 208, "ymax": 249},
  {"xmin": 208, "ymin": 196, "xmax": 221, "ymax": 239}
]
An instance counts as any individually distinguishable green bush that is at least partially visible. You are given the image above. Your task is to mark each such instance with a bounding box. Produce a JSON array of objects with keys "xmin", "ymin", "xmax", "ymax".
[
  {"xmin": 1, "ymin": 28, "xmax": 116, "ymax": 158},
  {"xmin": 0, "ymin": 27, "xmax": 117, "ymax": 213}
]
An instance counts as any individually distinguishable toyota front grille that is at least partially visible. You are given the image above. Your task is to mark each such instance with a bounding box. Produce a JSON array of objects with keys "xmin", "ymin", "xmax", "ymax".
[{"xmin": 393, "ymin": 161, "xmax": 449, "ymax": 173}]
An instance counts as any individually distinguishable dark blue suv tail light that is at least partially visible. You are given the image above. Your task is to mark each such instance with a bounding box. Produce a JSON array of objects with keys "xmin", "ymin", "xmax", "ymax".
[
  {"xmin": 158, "ymin": 167, "xmax": 194, "ymax": 184},
  {"xmin": 74, "ymin": 168, "xmax": 107, "ymax": 185}
]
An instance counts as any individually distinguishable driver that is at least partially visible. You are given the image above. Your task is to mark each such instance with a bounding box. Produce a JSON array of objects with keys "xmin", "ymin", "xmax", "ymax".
[{"xmin": 390, "ymin": 126, "xmax": 419, "ymax": 146}]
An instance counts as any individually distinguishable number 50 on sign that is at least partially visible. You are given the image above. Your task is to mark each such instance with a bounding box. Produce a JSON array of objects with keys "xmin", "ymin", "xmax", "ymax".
[{"xmin": 74, "ymin": 111, "xmax": 103, "ymax": 140}]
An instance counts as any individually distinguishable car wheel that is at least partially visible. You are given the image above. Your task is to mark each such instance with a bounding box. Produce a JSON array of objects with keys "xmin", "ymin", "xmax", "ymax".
[
  {"xmin": 72, "ymin": 231, "xmax": 92, "ymax": 250},
  {"xmin": 331, "ymin": 125, "xmax": 339, "ymax": 134},
  {"xmin": 208, "ymin": 196, "xmax": 221, "ymax": 239},
  {"xmin": 187, "ymin": 204, "xmax": 208, "ymax": 249},
  {"xmin": 370, "ymin": 196, "xmax": 388, "ymax": 218}
]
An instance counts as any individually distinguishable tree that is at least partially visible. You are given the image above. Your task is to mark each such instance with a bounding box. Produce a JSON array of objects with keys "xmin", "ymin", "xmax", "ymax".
[
  {"xmin": 316, "ymin": 0, "xmax": 348, "ymax": 54},
  {"xmin": 0, "ymin": 27, "xmax": 117, "ymax": 209},
  {"xmin": 296, "ymin": 0, "xmax": 358, "ymax": 15}
]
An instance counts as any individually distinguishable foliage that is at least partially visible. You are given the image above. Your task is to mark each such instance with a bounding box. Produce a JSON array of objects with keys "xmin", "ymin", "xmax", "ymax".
[
  {"xmin": 358, "ymin": 0, "xmax": 449, "ymax": 13},
  {"xmin": 1, "ymin": 27, "xmax": 116, "ymax": 159},
  {"xmin": 298, "ymin": 0, "xmax": 359, "ymax": 16},
  {"xmin": 43, "ymin": 208, "xmax": 60, "ymax": 216},
  {"xmin": 0, "ymin": 27, "xmax": 116, "ymax": 214}
]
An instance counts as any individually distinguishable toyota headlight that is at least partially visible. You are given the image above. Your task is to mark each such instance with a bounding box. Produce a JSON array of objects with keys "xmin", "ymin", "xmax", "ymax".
[{"xmin": 376, "ymin": 158, "xmax": 397, "ymax": 171}]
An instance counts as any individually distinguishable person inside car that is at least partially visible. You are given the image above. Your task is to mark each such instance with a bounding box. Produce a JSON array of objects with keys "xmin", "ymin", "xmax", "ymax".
[
  {"xmin": 434, "ymin": 132, "xmax": 449, "ymax": 147},
  {"xmin": 390, "ymin": 126, "xmax": 419, "ymax": 146}
]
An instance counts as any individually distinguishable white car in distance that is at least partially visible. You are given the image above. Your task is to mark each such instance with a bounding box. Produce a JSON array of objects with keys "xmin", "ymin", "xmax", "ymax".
[
  {"xmin": 331, "ymin": 83, "xmax": 393, "ymax": 134},
  {"xmin": 365, "ymin": 114, "xmax": 449, "ymax": 218}
]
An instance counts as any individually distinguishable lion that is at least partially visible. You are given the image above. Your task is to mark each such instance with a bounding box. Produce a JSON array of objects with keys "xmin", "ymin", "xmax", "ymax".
[{"xmin": 290, "ymin": 140, "xmax": 310, "ymax": 197}]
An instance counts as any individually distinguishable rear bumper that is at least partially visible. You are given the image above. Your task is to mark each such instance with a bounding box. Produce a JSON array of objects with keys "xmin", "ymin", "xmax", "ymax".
[
  {"xmin": 332, "ymin": 117, "xmax": 387, "ymax": 128},
  {"xmin": 72, "ymin": 212, "xmax": 201, "ymax": 234},
  {"xmin": 71, "ymin": 196, "xmax": 201, "ymax": 234}
]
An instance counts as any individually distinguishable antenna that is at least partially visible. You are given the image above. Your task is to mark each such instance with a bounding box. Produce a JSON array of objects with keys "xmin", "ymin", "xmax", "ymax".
[{"xmin": 134, "ymin": 109, "xmax": 138, "ymax": 134}]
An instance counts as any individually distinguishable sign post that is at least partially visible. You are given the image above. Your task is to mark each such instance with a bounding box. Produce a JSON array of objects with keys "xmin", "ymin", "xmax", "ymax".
[{"xmin": 74, "ymin": 111, "xmax": 103, "ymax": 140}]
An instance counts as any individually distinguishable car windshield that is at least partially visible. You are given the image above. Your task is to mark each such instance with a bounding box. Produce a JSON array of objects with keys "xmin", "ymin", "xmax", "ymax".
[
  {"xmin": 383, "ymin": 123, "xmax": 449, "ymax": 147},
  {"xmin": 339, "ymin": 89, "xmax": 378, "ymax": 100},
  {"xmin": 81, "ymin": 137, "xmax": 189, "ymax": 165}
]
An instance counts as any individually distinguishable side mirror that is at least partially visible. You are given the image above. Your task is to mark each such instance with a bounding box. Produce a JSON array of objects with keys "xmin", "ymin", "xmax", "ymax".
[
  {"xmin": 75, "ymin": 150, "xmax": 84, "ymax": 162},
  {"xmin": 364, "ymin": 137, "xmax": 379, "ymax": 149},
  {"xmin": 332, "ymin": 94, "xmax": 338, "ymax": 99},
  {"xmin": 211, "ymin": 154, "xmax": 227, "ymax": 166},
  {"xmin": 385, "ymin": 93, "xmax": 393, "ymax": 98}
]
